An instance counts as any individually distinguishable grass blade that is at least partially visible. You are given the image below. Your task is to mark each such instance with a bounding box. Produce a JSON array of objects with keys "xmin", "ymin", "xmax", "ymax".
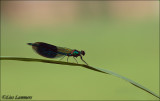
[{"xmin": 0, "ymin": 56, "xmax": 159, "ymax": 99}]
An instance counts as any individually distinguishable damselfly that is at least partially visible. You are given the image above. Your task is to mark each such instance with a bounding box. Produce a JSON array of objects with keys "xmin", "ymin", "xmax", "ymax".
[{"xmin": 27, "ymin": 42, "xmax": 88, "ymax": 65}]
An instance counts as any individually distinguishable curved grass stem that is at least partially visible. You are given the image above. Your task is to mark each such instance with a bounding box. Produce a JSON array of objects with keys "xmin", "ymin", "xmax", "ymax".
[{"xmin": 0, "ymin": 56, "xmax": 159, "ymax": 99}]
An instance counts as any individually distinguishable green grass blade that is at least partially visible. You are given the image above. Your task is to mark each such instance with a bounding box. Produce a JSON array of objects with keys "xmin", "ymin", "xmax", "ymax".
[{"xmin": 0, "ymin": 56, "xmax": 159, "ymax": 99}]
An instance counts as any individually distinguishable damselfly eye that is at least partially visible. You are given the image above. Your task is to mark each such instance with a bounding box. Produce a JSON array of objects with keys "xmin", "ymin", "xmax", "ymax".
[{"xmin": 81, "ymin": 50, "xmax": 85, "ymax": 56}]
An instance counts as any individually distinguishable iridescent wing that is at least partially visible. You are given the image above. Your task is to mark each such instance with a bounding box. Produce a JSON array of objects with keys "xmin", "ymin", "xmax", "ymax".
[
  {"xmin": 32, "ymin": 42, "xmax": 59, "ymax": 58},
  {"xmin": 31, "ymin": 42, "xmax": 73, "ymax": 59},
  {"xmin": 57, "ymin": 46, "xmax": 73, "ymax": 54},
  {"xmin": 56, "ymin": 46, "xmax": 73, "ymax": 57}
]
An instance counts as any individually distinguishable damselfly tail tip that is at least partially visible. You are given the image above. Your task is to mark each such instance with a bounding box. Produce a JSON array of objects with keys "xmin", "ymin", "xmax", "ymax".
[{"xmin": 27, "ymin": 43, "xmax": 33, "ymax": 46}]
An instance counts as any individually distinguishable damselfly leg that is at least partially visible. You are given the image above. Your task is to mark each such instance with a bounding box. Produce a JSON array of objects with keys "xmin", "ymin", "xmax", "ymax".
[
  {"xmin": 73, "ymin": 57, "xmax": 78, "ymax": 64},
  {"xmin": 80, "ymin": 56, "xmax": 88, "ymax": 65},
  {"xmin": 67, "ymin": 56, "xmax": 69, "ymax": 62},
  {"xmin": 59, "ymin": 55, "xmax": 66, "ymax": 61}
]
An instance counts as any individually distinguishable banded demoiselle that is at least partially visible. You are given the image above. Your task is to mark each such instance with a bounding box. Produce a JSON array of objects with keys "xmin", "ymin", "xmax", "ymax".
[{"xmin": 27, "ymin": 42, "xmax": 88, "ymax": 65}]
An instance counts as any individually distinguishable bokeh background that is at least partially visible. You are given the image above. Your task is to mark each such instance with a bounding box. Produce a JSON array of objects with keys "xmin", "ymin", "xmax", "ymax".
[{"xmin": 1, "ymin": 1, "xmax": 159, "ymax": 100}]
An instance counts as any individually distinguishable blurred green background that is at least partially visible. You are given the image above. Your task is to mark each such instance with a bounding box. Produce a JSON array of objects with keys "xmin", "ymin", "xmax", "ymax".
[{"xmin": 1, "ymin": 1, "xmax": 159, "ymax": 100}]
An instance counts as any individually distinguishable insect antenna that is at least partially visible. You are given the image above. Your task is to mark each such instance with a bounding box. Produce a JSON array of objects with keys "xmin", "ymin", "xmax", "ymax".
[
  {"xmin": 80, "ymin": 55, "xmax": 88, "ymax": 65},
  {"xmin": 73, "ymin": 57, "xmax": 78, "ymax": 64}
]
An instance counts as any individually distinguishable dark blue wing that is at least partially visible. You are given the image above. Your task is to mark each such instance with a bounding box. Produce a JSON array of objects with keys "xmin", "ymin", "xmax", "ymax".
[{"xmin": 32, "ymin": 42, "xmax": 66, "ymax": 58}]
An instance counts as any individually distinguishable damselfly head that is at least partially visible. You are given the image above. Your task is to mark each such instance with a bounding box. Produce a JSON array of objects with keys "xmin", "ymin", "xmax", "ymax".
[{"xmin": 81, "ymin": 50, "xmax": 85, "ymax": 56}]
